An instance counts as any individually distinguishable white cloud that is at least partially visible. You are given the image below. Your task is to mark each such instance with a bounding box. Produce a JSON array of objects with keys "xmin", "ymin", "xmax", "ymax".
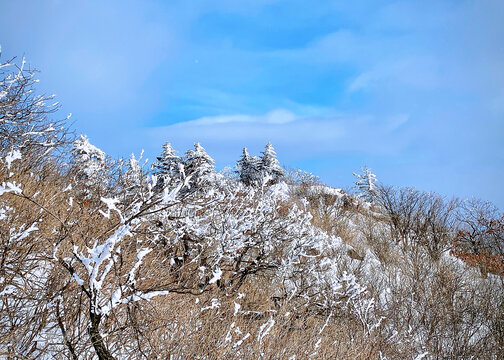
[{"xmin": 189, "ymin": 108, "xmax": 297, "ymax": 125}]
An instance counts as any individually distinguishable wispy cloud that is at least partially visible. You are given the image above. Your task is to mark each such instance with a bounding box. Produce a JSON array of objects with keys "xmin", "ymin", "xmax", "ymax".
[
  {"xmin": 144, "ymin": 108, "xmax": 413, "ymax": 168},
  {"xmin": 188, "ymin": 109, "xmax": 297, "ymax": 125}
]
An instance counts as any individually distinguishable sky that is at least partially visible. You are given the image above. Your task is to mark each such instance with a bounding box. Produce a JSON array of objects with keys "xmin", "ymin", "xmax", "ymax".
[{"xmin": 1, "ymin": 0, "xmax": 503, "ymax": 208}]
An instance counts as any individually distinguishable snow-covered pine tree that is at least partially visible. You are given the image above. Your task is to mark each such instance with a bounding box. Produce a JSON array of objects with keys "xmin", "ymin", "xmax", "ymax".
[
  {"xmin": 353, "ymin": 166, "xmax": 378, "ymax": 201},
  {"xmin": 236, "ymin": 147, "xmax": 261, "ymax": 186},
  {"xmin": 152, "ymin": 142, "xmax": 183, "ymax": 186},
  {"xmin": 260, "ymin": 142, "xmax": 284, "ymax": 185},
  {"xmin": 72, "ymin": 134, "xmax": 107, "ymax": 193},
  {"xmin": 184, "ymin": 142, "xmax": 215, "ymax": 186},
  {"xmin": 120, "ymin": 152, "xmax": 149, "ymax": 201},
  {"xmin": 125, "ymin": 153, "xmax": 142, "ymax": 186}
]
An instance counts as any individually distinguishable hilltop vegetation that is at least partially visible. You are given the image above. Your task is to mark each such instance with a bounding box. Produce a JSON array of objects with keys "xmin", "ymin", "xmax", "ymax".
[{"xmin": 1, "ymin": 58, "xmax": 503, "ymax": 359}]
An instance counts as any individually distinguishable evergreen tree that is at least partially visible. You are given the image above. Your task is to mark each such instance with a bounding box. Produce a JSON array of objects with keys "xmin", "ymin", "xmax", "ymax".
[
  {"xmin": 116, "ymin": 152, "xmax": 149, "ymax": 202},
  {"xmin": 125, "ymin": 153, "xmax": 142, "ymax": 186},
  {"xmin": 260, "ymin": 142, "xmax": 284, "ymax": 185},
  {"xmin": 184, "ymin": 142, "xmax": 215, "ymax": 185},
  {"xmin": 124, "ymin": 152, "xmax": 148, "ymax": 192},
  {"xmin": 353, "ymin": 166, "xmax": 378, "ymax": 201},
  {"xmin": 153, "ymin": 142, "xmax": 183, "ymax": 181},
  {"xmin": 236, "ymin": 147, "xmax": 260, "ymax": 186},
  {"xmin": 72, "ymin": 134, "xmax": 106, "ymax": 190}
]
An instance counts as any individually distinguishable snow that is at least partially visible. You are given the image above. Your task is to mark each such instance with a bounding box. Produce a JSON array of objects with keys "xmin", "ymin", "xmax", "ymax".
[
  {"xmin": 209, "ymin": 267, "xmax": 222, "ymax": 284},
  {"xmin": 200, "ymin": 298, "xmax": 221, "ymax": 311},
  {"xmin": 99, "ymin": 197, "xmax": 122, "ymax": 221},
  {"xmin": 233, "ymin": 333, "xmax": 250, "ymax": 348},
  {"xmin": 162, "ymin": 182, "xmax": 183, "ymax": 204},
  {"xmin": 14, "ymin": 222, "xmax": 39, "ymax": 242},
  {"xmin": 0, "ymin": 207, "xmax": 11, "ymax": 221},
  {"xmin": 73, "ymin": 135, "xmax": 105, "ymax": 161},
  {"xmin": 73, "ymin": 225, "xmax": 131, "ymax": 296},
  {"xmin": 225, "ymin": 322, "xmax": 235, "ymax": 343},
  {"xmin": 318, "ymin": 311, "xmax": 333, "ymax": 334},
  {"xmin": 127, "ymin": 248, "xmax": 152, "ymax": 285},
  {"xmin": 257, "ymin": 318, "xmax": 275, "ymax": 344},
  {"xmin": 73, "ymin": 273, "xmax": 84, "ymax": 286},
  {"xmin": 307, "ymin": 185, "xmax": 344, "ymax": 197},
  {"xmin": 266, "ymin": 181, "xmax": 290, "ymax": 201},
  {"xmin": 413, "ymin": 352, "xmax": 429, "ymax": 360},
  {"xmin": 233, "ymin": 302, "xmax": 241, "ymax": 316},
  {"xmin": 72, "ymin": 135, "xmax": 107, "ymax": 189},
  {"xmin": 5, "ymin": 149, "xmax": 21, "ymax": 170},
  {"xmin": 0, "ymin": 181, "xmax": 22, "ymax": 196}
]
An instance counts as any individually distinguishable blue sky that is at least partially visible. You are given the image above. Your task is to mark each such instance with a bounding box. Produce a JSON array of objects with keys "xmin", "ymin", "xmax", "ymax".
[{"xmin": 1, "ymin": 0, "xmax": 503, "ymax": 208}]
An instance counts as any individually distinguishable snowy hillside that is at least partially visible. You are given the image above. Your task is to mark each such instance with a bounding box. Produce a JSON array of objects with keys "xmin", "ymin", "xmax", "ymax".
[{"xmin": 1, "ymin": 57, "xmax": 503, "ymax": 359}]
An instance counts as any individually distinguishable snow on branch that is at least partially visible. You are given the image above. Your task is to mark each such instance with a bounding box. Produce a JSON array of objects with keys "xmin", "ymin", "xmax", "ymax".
[
  {"xmin": 99, "ymin": 197, "xmax": 123, "ymax": 221},
  {"xmin": 5, "ymin": 149, "xmax": 22, "ymax": 170},
  {"xmin": 0, "ymin": 181, "xmax": 22, "ymax": 196}
]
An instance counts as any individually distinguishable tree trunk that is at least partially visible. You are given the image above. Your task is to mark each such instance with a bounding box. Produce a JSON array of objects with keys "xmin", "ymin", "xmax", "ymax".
[{"xmin": 88, "ymin": 312, "xmax": 115, "ymax": 360}]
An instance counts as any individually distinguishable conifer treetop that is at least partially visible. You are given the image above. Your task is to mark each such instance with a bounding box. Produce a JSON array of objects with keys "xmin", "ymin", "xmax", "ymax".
[
  {"xmin": 260, "ymin": 141, "xmax": 284, "ymax": 184},
  {"xmin": 153, "ymin": 141, "xmax": 182, "ymax": 176},
  {"xmin": 159, "ymin": 141, "xmax": 178, "ymax": 160},
  {"xmin": 184, "ymin": 142, "xmax": 215, "ymax": 183},
  {"xmin": 241, "ymin": 147, "xmax": 250, "ymax": 159},
  {"xmin": 236, "ymin": 147, "xmax": 261, "ymax": 186},
  {"xmin": 185, "ymin": 143, "xmax": 214, "ymax": 164},
  {"xmin": 72, "ymin": 134, "xmax": 105, "ymax": 163},
  {"xmin": 126, "ymin": 152, "xmax": 142, "ymax": 183},
  {"xmin": 72, "ymin": 134, "xmax": 107, "ymax": 190}
]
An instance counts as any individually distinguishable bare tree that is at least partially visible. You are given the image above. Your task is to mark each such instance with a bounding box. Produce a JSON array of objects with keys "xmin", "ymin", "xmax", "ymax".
[{"xmin": 0, "ymin": 56, "xmax": 71, "ymax": 166}]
